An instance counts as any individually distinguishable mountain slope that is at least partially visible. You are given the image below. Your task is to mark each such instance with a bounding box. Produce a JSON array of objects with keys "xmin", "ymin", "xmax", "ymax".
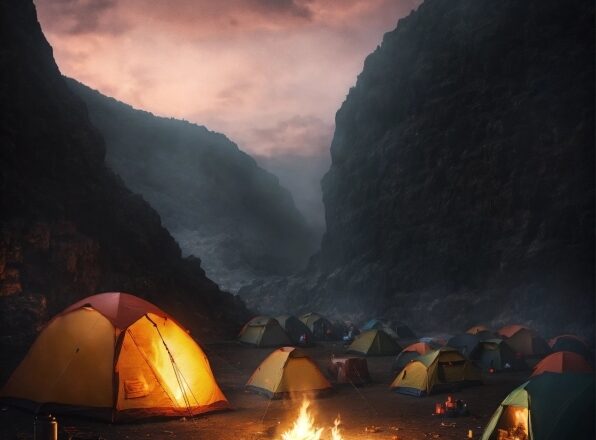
[
  {"xmin": 240, "ymin": 0, "xmax": 594, "ymax": 337},
  {"xmin": 0, "ymin": 0, "xmax": 247, "ymax": 378},
  {"xmin": 65, "ymin": 79, "xmax": 316, "ymax": 292}
]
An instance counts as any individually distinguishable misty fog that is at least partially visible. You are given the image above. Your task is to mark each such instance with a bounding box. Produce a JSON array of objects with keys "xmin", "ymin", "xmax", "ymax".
[{"xmin": 256, "ymin": 152, "xmax": 331, "ymax": 242}]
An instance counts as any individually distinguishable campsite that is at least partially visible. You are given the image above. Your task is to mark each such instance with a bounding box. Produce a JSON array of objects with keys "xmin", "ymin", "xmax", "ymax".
[
  {"xmin": 0, "ymin": 335, "xmax": 552, "ymax": 440},
  {"xmin": 1, "ymin": 0, "xmax": 594, "ymax": 438},
  {"xmin": 1, "ymin": 297, "xmax": 593, "ymax": 439}
]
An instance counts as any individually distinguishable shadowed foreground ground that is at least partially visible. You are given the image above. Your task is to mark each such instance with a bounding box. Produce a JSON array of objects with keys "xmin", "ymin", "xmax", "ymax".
[{"xmin": 0, "ymin": 342, "xmax": 529, "ymax": 440}]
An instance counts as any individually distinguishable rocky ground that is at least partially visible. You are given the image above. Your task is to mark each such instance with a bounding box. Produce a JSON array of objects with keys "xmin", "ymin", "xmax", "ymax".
[{"xmin": 1, "ymin": 342, "xmax": 529, "ymax": 440}]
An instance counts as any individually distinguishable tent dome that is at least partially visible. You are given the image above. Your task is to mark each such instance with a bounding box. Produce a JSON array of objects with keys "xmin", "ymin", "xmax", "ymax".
[
  {"xmin": 1, "ymin": 292, "xmax": 228, "ymax": 421},
  {"xmin": 390, "ymin": 347, "xmax": 481, "ymax": 396},
  {"xmin": 531, "ymin": 351, "xmax": 593, "ymax": 377},
  {"xmin": 238, "ymin": 316, "xmax": 292, "ymax": 347},
  {"xmin": 347, "ymin": 329, "xmax": 402, "ymax": 356},
  {"xmin": 246, "ymin": 347, "xmax": 331, "ymax": 398}
]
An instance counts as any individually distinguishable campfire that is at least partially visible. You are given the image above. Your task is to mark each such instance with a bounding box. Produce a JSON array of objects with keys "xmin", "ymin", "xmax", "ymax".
[{"xmin": 281, "ymin": 399, "xmax": 344, "ymax": 440}]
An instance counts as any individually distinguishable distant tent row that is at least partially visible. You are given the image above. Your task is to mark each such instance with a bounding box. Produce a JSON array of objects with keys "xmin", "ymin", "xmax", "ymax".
[
  {"xmin": 238, "ymin": 313, "xmax": 340, "ymax": 346},
  {"xmin": 238, "ymin": 314, "xmax": 417, "ymax": 347},
  {"xmin": 455, "ymin": 325, "xmax": 593, "ymax": 373},
  {"xmin": 466, "ymin": 325, "xmax": 592, "ymax": 360}
]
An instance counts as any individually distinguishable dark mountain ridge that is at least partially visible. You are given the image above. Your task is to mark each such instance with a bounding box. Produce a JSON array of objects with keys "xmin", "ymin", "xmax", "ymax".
[
  {"xmin": 65, "ymin": 79, "xmax": 317, "ymax": 292},
  {"xmin": 240, "ymin": 0, "xmax": 595, "ymax": 339},
  {"xmin": 0, "ymin": 0, "xmax": 248, "ymax": 379}
]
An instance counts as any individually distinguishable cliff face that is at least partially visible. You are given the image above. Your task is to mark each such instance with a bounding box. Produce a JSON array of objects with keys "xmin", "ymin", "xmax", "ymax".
[
  {"xmin": 240, "ymin": 0, "xmax": 594, "ymax": 337},
  {"xmin": 65, "ymin": 79, "xmax": 316, "ymax": 293},
  {"xmin": 0, "ymin": 0, "xmax": 247, "ymax": 377}
]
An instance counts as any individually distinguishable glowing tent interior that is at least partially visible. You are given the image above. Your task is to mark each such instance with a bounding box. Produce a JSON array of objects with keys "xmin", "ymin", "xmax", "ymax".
[{"xmin": 0, "ymin": 292, "xmax": 229, "ymax": 421}]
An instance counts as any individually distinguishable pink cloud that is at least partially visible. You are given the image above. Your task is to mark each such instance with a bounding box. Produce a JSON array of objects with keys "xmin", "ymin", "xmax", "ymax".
[{"xmin": 33, "ymin": 0, "xmax": 421, "ymax": 158}]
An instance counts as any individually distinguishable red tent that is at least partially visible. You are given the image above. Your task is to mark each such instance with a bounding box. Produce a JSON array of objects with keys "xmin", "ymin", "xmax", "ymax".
[{"xmin": 531, "ymin": 351, "xmax": 593, "ymax": 377}]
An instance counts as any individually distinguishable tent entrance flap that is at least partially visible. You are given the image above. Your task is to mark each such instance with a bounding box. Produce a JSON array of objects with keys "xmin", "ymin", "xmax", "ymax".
[
  {"xmin": 116, "ymin": 313, "xmax": 226, "ymax": 414},
  {"xmin": 490, "ymin": 405, "xmax": 529, "ymax": 440},
  {"xmin": 437, "ymin": 360, "xmax": 466, "ymax": 383}
]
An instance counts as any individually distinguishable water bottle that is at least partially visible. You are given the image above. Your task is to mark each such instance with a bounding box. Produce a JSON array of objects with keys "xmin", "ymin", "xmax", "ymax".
[{"xmin": 34, "ymin": 414, "xmax": 57, "ymax": 440}]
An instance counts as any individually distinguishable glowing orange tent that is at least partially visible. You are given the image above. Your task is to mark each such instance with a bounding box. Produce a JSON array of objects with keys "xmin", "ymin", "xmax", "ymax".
[
  {"xmin": 0, "ymin": 292, "xmax": 229, "ymax": 421},
  {"xmin": 531, "ymin": 351, "xmax": 593, "ymax": 377}
]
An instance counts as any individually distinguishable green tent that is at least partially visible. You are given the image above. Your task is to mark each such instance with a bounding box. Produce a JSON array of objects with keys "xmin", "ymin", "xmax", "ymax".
[
  {"xmin": 390, "ymin": 347, "xmax": 481, "ymax": 396},
  {"xmin": 481, "ymin": 373, "xmax": 594, "ymax": 440},
  {"xmin": 299, "ymin": 312, "xmax": 338, "ymax": 341},
  {"xmin": 347, "ymin": 329, "xmax": 402, "ymax": 356},
  {"xmin": 238, "ymin": 316, "xmax": 292, "ymax": 347}
]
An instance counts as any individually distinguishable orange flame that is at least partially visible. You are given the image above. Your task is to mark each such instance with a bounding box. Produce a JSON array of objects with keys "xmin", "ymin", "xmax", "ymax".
[
  {"xmin": 331, "ymin": 417, "xmax": 343, "ymax": 440},
  {"xmin": 280, "ymin": 400, "xmax": 344, "ymax": 440},
  {"xmin": 512, "ymin": 406, "xmax": 528, "ymax": 439}
]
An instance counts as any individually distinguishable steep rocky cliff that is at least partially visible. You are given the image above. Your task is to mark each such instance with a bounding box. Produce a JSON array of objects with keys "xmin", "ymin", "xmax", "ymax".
[
  {"xmin": 0, "ymin": 0, "xmax": 247, "ymax": 378},
  {"xmin": 240, "ymin": 0, "xmax": 594, "ymax": 337},
  {"xmin": 65, "ymin": 79, "xmax": 316, "ymax": 292}
]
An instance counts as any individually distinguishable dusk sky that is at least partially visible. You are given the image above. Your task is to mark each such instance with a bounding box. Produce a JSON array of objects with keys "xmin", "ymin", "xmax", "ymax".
[{"xmin": 34, "ymin": 0, "xmax": 421, "ymax": 229}]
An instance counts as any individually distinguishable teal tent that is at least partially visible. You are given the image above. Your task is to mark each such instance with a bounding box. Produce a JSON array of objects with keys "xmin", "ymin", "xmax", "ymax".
[{"xmin": 481, "ymin": 373, "xmax": 594, "ymax": 440}]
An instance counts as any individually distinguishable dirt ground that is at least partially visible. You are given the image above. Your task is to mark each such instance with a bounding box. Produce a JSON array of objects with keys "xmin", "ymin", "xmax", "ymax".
[{"xmin": 0, "ymin": 341, "xmax": 530, "ymax": 440}]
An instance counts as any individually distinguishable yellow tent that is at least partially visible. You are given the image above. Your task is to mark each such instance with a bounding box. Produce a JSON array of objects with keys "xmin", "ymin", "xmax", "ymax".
[
  {"xmin": 238, "ymin": 316, "xmax": 292, "ymax": 347},
  {"xmin": 347, "ymin": 329, "xmax": 402, "ymax": 356},
  {"xmin": 390, "ymin": 347, "xmax": 481, "ymax": 396},
  {"xmin": 246, "ymin": 347, "xmax": 332, "ymax": 398},
  {"xmin": 0, "ymin": 292, "xmax": 228, "ymax": 421}
]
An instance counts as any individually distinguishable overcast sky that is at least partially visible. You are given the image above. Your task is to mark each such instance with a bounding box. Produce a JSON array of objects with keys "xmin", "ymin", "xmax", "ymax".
[{"xmin": 34, "ymin": 0, "xmax": 420, "ymax": 230}]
